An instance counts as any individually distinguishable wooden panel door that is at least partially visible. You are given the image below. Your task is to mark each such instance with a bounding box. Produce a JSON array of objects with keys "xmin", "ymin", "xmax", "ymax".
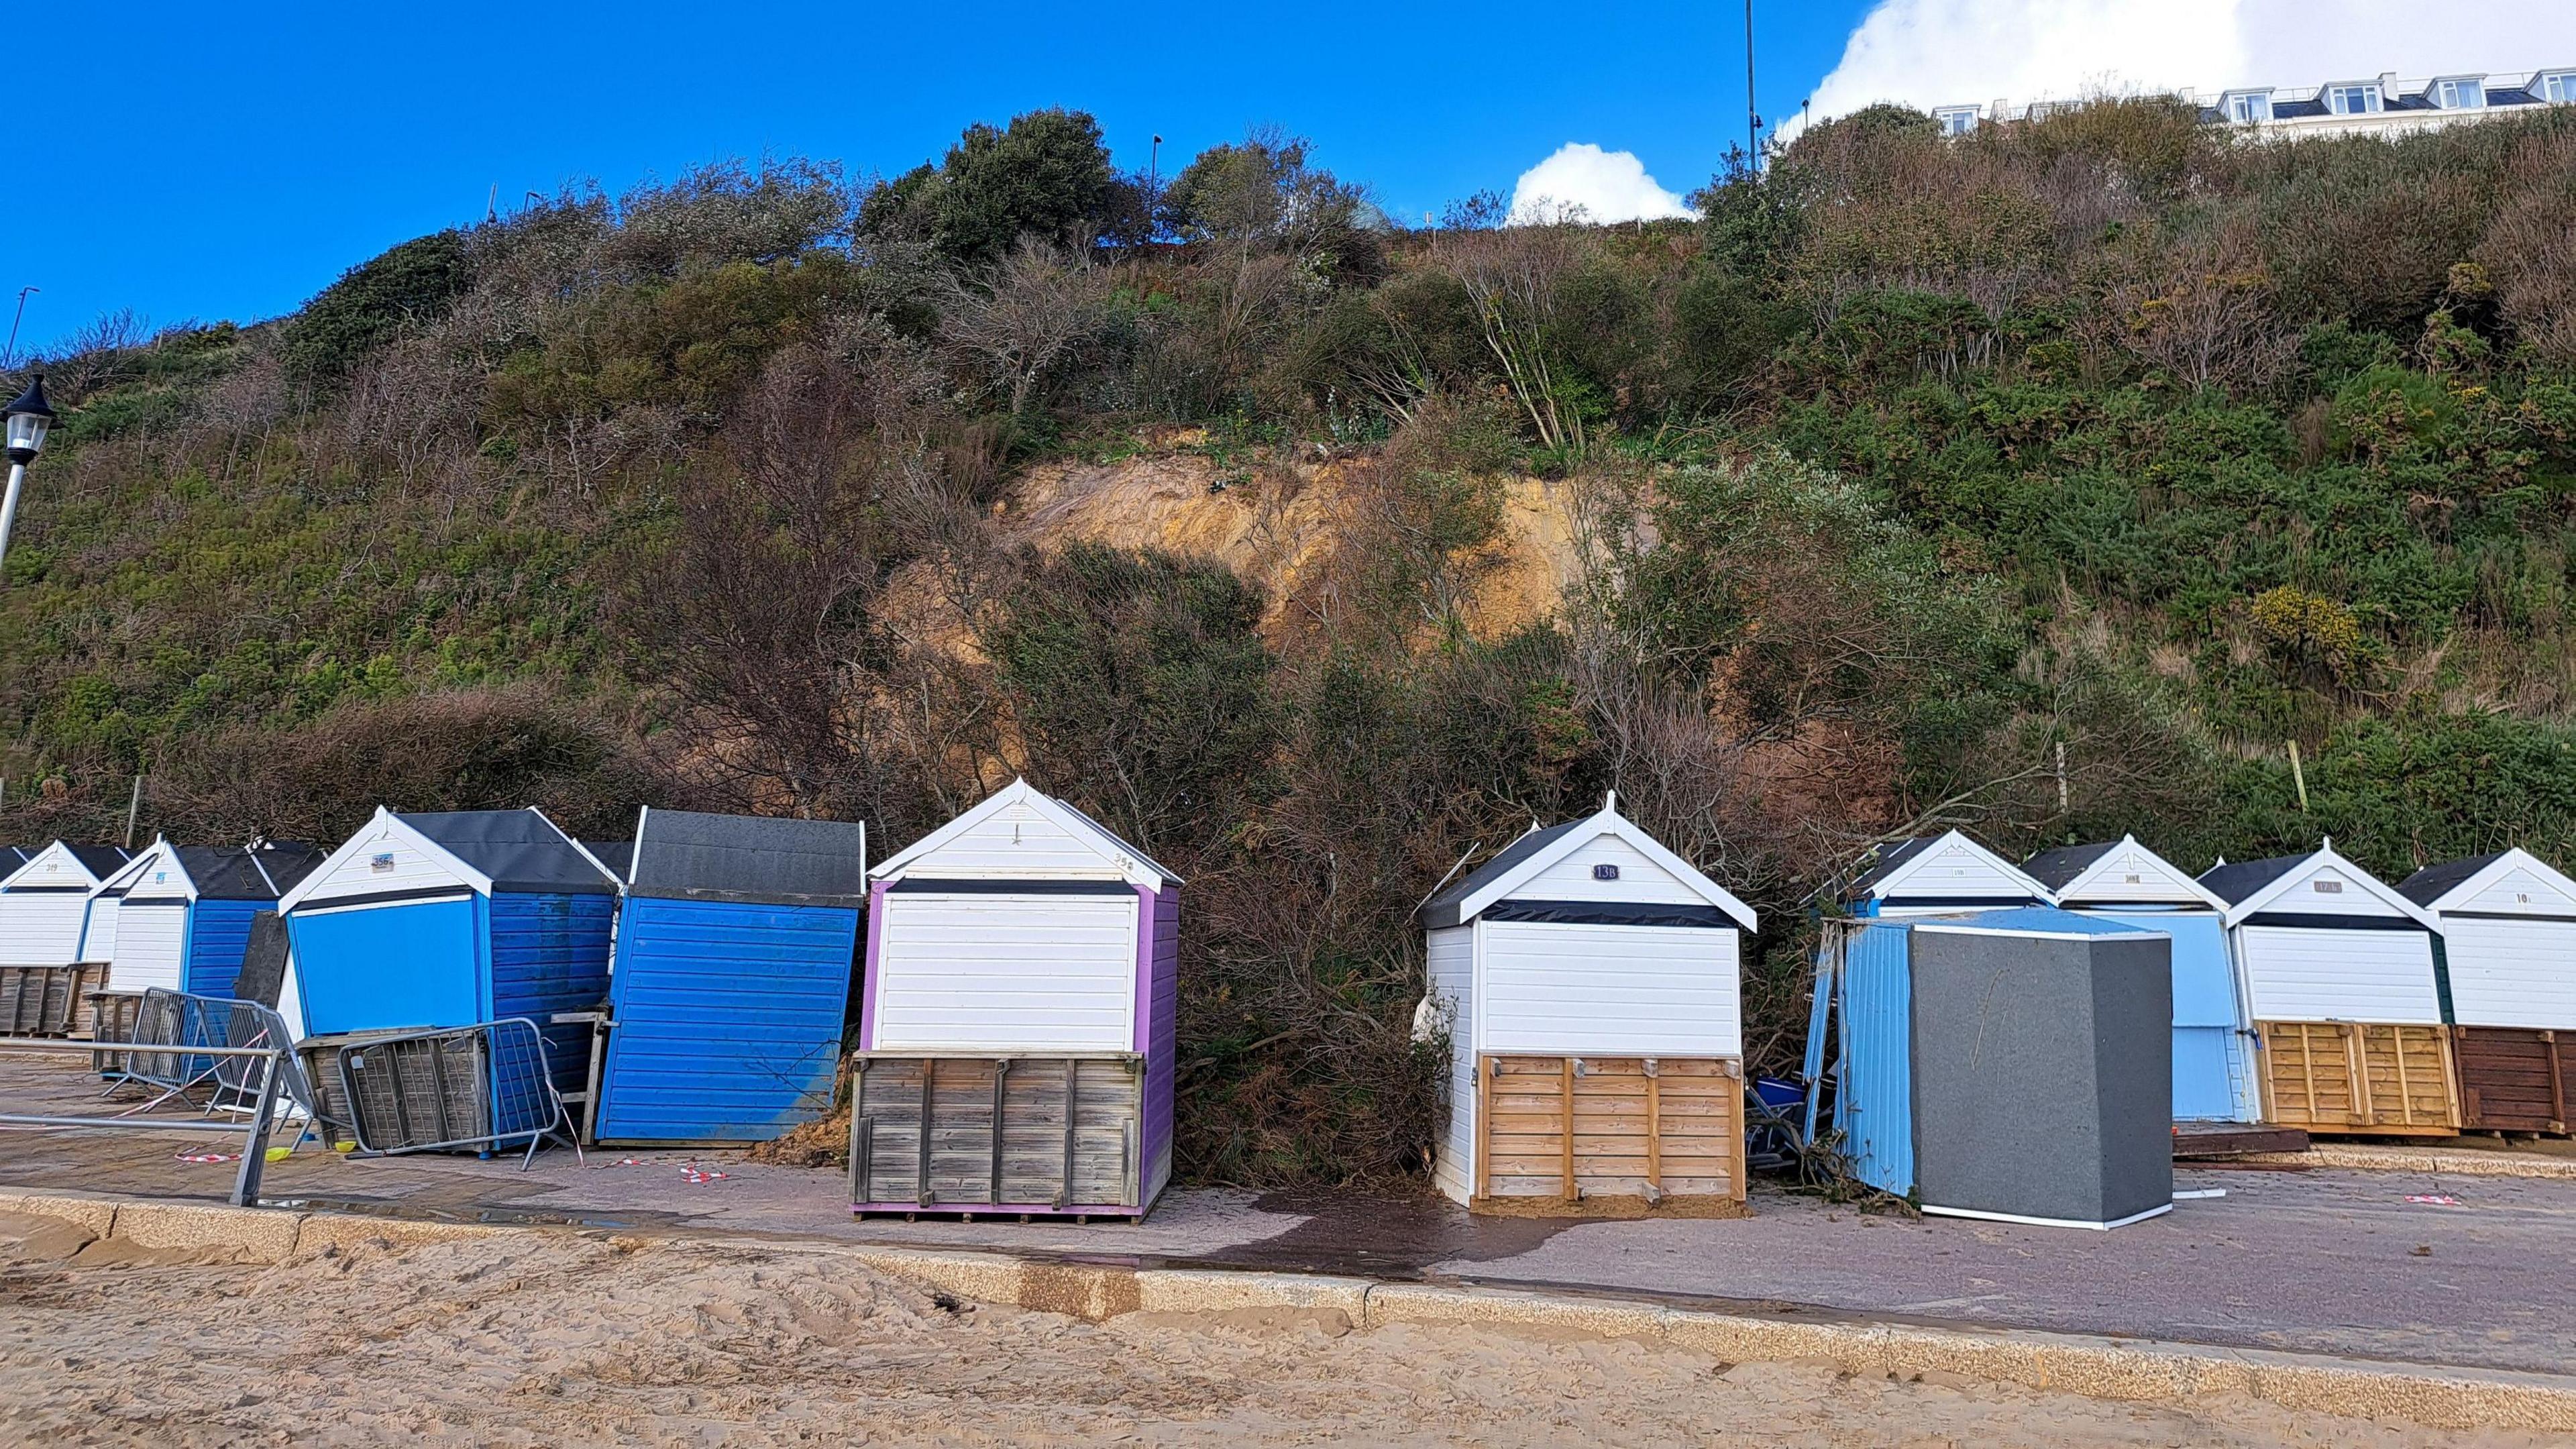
[
  {"xmin": 2258, "ymin": 1021, "xmax": 2460, "ymax": 1135},
  {"xmin": 1475, "ymin": 1054, "xmax": 1743, "ymax": 1210}
]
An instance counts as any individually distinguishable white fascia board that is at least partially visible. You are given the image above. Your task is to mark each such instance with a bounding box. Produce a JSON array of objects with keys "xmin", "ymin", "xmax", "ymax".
[
  {"xmin": 1873, "ymin": 829, "xmax": 2053, "ymax": 904},
  {"xmin": 277, "ymin": 808, "xmax": 494, "ymax": 914},
  {"xmin": 2421, "ymin": 847, "xmax": 2576, "ymax": 914},
  {"xmin": 2055, "ymin": 835, "xmax": 2228, "ymax": 910},
  {"xmin": 870, "ymin": 778, "xmax": 1163, "ymax": 890},
  {"xmin": 2220, "ymin": 846, "xmax": 2437, "ymax": 930},
  {"xmin": 121, "ymin": 841, "xmax": 199, "ymax": 903},
  {"xmin": 92, "ymin": 841, "xmax": 163, "ymax": 897},
  {"xmin": 0, "ymin": 841, "xmax": 91, "ymax": 892},
  {"xmin": 1453, "ymin": 808, "xmax": 1759, "ymax": 931}
]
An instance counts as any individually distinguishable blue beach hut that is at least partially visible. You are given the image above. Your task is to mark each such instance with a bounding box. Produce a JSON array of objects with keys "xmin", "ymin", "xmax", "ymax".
[
  {"xmin": 2023, "ymin": 837, "xmax": 2255, "ymax": 1124},
  {"xmin": 101, "ymin": 838, "xmax": 323, "ymax": 996},
  {"xmin": 278, "ymin": 807, "xmax": 623, "ymax": 1092},
  {"xmin": 593, "ymin": 808, "xmax": 868, "ymax": 1145}
]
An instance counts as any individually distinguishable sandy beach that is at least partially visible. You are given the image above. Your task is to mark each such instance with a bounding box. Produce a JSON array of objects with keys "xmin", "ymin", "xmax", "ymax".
[{"xmin": 0, "ymin": 1208, "xmax": 2550, "ymax": 1448}]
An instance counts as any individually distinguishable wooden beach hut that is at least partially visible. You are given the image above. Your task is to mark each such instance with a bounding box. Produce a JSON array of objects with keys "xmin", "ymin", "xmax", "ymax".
[
  {"xmin": 1417, "ymin": 796, "xmax": 1758, "ymax": 1214},
  {"xmin": 852, "ymin": 780, "xmax": 1177, "ymax": 1220},
  {"xmin": 2200, "ymin": 844, "xmax": 2457, "ymax": 1136},
  {"xmin": 1845, "ymin": 830, "xmax": 2051, "ymax": 918},
  {"xmin": 2024, "ymin": 836, "xmax": 2255, "ymax": 1123},
  {"xmin": 0, "ymin": 842, "xmax": 129, "ymax": 965},
  {"xmin": 2400, "ymin": 849, "xmax": 2576, "ymax": 1135}
]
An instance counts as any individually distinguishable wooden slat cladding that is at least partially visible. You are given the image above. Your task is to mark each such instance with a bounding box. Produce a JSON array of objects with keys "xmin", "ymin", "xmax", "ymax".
[
  {"xmin": 1475, "ymin": 1054, "xmax": 1743, "ymax": 1211},
  {"xmin": 850, "ymin": 1054, "xmax": 1142, "ymax": 1212},
  {"xmin": 0, "ymin": 963, "xmax": 107, "ymax": 1037},
  {"xmin": 2257, "ymin": 1021, "xmax": 2461, "ymax": 1136},
  {"xmin": 2454, "ymin": 1026, "xmax": 2573, "ymax": 1134}
]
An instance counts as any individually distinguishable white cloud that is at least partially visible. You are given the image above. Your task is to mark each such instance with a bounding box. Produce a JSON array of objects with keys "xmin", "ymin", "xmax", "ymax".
[
  {"xmin": 1509, "ymin": 144, "xmax": 1693, "ymax": 224},
  {"xmin": 1787, "ymin": 0, "xmax": 2576, "ymax": 139}
]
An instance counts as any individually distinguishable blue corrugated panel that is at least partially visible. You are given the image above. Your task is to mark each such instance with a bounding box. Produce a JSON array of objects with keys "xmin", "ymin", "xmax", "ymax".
[
  {"xmin": 182, "ymin": 900, "xmax": 265, "ymax": 997},
  {"xmin": 2088, "ymin": 909, "xmax": 2255, "ymax": 1123},
  {"xmin": 288, "ymin": 897, "xmax": 482, "ymax": 1035},
  {"xmin": 594, "ymin": 897, "xmax": 859, "ymax": 1143},
  {"xmin": 488, "ymin": 891, "xmax": 614, "ymax": 1092},
  {"xmin": 1836, "ymin": 922, "xmax": 1916, "ymax": 1197}
]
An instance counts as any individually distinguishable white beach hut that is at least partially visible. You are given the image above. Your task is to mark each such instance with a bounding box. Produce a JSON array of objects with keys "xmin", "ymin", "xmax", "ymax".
[
  {"xmin": 2399, "ymin": 849, "xmax": 2576, "ymax": 1134},
  {"xmin": 1845, "ymin": 830, "xmax": 2051, "ymax": 918},
  {"xmin": 0, "ymin": 842, "xmax": 129, "ymax": 965},
  {"xmin": 1417, "ymin": 796, "xmax": 1759, "ymax": 1213}
]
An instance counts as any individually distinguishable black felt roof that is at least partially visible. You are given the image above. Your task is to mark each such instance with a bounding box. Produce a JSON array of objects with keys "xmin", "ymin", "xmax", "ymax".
[
  {"xmin": 65, "ymin": 844, "xmax": 131, "ymax": 877},
  {"xmin": 629, "ymin": 810, "xmax": 868, "ymax": 906},
  {"xmin": 398, "ymin": 808, "xmax": 620, "ymax": 895},
  {"xmin": 182, "ymin": 842, "xmax": 327, "ymax": 900},
  {"xmin": 2020, "ymin": 841, "xmax": 2118, "ymax": 892},
  {"xmin": 583, "ymin": 841, "xmax": 634, "ymax": 883},
  {"xmin": 1417, "ymin": 820, "xmax": 1582, "ymax": 928},
  {"xmin": 2196, "ymin": 853, "xmax": 2308, "ymax": 906},
  {"xmin": 2397, "ymin": 853, "xmax": 2506, "ymax": 908}
]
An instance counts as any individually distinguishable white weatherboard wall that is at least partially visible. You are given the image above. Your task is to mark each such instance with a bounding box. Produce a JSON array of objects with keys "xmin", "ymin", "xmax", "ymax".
[
  {"xmin": 871, "ymin": 892, "xmax": 1136, "ymax": 1051},
  {"xmin": 2445, "ymin": 918, "xmax": 2576, "ymax": 1028},
  {"xmin": 1515, "ymin": 836, "xmax": 1706, "ymax": 904},
  {"xmin": 295, "ymin": 817, "xmax": 474, "ymax": 907},
  {"xmin": 1870, "ymin": 835, "xmax": 2042, "ymax": 916},
  {"xmin": 2063, "ymin": 843, "xmax": 2214, "ymax": 906},
  {"xmin": 910, "ymin": 797, "xmax": 1120, "ymax": 878},
  {"xmin": 78, "ymin": 896, "xmax": 121, "ymax": 963},
  {"xmin": 2239, "ymin": 926, "xmax": 2442, "ymax": 1024},
  {"xmin": 110, "ymin": 905, "xmax": 189, "ymax": 993},
  {"xmin": 1427, "ymin": 924, "xmax": 1477, "ymax": 1205},
  {"xmin": 1478, "ymin": 920, "xmax": 1743, "ymax": 1057},
  {"xmin": 0, "ymin": 894, "xmax": 88, "ymax": 966}
]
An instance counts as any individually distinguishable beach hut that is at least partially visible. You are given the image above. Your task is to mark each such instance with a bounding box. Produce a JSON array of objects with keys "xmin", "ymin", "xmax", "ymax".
[
  {"xmin": 278, "ymin": 807, "xmax": 621, "ymax": 1094},
  {"xmin": 0, "ymin": 842, "xmax": 129, "ymax": 965},
  {"xmin": 1845, "ymin": 830, "xmax": 2051, "ymax": 918},
  {"xmin": 2200, "ymin": 844, "xmax": 2457, "ymax": 1136},
  {"xmin": 1806, "ymin": 908, "xmax": 2174, "ymax": 1229},
  {"xmin": 592, "ymin": 808, "xmax": 867, "ymax": 1145},
  {"xmin": 2025, "ymin": 837, "xmax": 2253, "ymax": 1123},
  {"xmin": 1416, "ymin": 796, "xmax": 1758, "ymax": 1214},
  {"xmin": 100, "ymin": 839, "xmax": 324, "ymax": 996},
  {"xmin": 2400, "ymin": 849, "xmax": 2576, "ymax": 1134},
  {"xmin": 851, "ymin": 779, "xmax": 1177, "ymax": 1219}
]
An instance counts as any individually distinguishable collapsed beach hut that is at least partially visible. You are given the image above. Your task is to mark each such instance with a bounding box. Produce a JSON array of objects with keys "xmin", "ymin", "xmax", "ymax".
[
  {"xmin": 1807, "ymin": 908, "xmax": 2174, "ymax": 1229},
  {"xmin": 2024, "ymin": 836, "xmax": 2253, "ymax": 1124},
  {"xmin": 852, "ymin": 779, "xmax": 1176, "ymax": 1219},
  {"xmin": 592, "ymin": 808, "xmax": 867, "ymax": 1145},
  {"xmin": 2400, "ymin": 849, "xmax": 2576, "ymax": 1135},
  {"xmin": 2200, "ymin": 845, "xmax": 2457, "ymax": 1136},
  {"xmin": 278, "ymin": 808, "xmax": 621, "ymax": 1094},
  {"xmin": 1845, "ymin": 830, "xmax": 2050, "ymax": 918},
  {"xmin": 99, "ymin": 839, "xmax": 323, "ymax": 996},
  {"xmin": 1417, "ymin": 796, "xmax": 1758, "ymax": 1214},
  {"xmin": 0, "ymin": 842, "xmax": 129, "ymax": 965}
]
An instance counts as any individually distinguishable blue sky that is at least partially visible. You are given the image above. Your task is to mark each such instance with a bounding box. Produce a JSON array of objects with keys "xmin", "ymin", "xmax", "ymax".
[{"xmin": 8, "ymin": 2, "xmax": 1872, "ymax": 354}]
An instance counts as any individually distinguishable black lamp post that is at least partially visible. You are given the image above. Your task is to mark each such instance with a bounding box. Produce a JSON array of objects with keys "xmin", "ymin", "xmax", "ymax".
[{"xmin": 0, "ymin": 373, "xmax": 56, "ymax": 569}]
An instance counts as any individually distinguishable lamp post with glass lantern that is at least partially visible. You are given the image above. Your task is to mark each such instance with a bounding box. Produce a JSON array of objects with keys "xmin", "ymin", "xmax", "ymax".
[{"xmin": 0, "ymin": 374, "xmax": 54, "ymax": 571}]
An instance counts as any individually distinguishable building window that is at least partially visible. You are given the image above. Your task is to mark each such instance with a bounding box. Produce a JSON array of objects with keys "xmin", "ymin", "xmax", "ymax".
[
  {"xmin": 2434, "ymin": 77, "xmax": 2486, "ymax": 109},
  {"xmin": 2543, "ymin": 72, "xmax": 2576, "ymax": 104},
  {"xmin": 2226, "ymin": 91, "xmax": 2273, "ymax": 123},
  {"xmin": 2326, "ymin": 83, "xmax": 2383, "ymax": 115},
  {"xmin": 1933, "ymin": 106, "xmax": 1978, "ymax": 137}
]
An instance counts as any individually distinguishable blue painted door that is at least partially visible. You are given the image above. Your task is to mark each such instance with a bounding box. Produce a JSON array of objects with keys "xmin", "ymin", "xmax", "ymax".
[
  {"xmin": 596, "ymin": 897, "xmax": 859, "ymax": 1142},
  {"xmin": 182, "ymin": 900, "xmax": 265, "ymax": 997},
  {"xmin": 1835, "ymin": 922, "xmax": 1916, "ymax": 1196},
  {"xmin": 2094, "ymin": 910, "xmax": 2255, "ymax": 1122},
  {"xmin": 286, "ymin": 898, "xmax": 480, "ymax": 1035}
]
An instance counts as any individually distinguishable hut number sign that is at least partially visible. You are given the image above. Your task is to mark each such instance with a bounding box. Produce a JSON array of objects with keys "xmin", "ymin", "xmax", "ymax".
[{"xmin": 1593, "ymin": 864, "xmax": 1619, "ymax": 880}]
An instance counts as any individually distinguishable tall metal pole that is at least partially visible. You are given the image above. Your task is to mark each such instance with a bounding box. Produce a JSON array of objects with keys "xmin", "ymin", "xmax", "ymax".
[
  {"xmin": 0, "ymin": 460, "xmax": 25, "ymax": 570},
  {"xmin": 1746, "ymin": 0, "xmax": 1759, "ymax": 166},
  {"xmin": 2, "ymin": 287, "xmax": 33, "ymax": 370}
]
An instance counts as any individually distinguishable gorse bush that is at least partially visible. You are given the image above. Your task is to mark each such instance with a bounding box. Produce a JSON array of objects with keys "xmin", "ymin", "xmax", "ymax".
[{"xmin": 8, "ymin": 99, "xmax": 2576, "ymax": 1187}]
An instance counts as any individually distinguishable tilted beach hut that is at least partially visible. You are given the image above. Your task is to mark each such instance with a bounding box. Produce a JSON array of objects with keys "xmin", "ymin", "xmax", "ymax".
[
  {"xmin": 1417, "ymin": 796, "xmax": 1758, "ymax": 1214},
  {"xmin": 278, "ymin": 808, "xmax": 622, "ymax": 1093},
  {"xmin": 0, "ymin": 842, "xmax": 129, "ymax": 965},
  {"xmin": 102, "ymin": 839, "xmax": 323, "ymax": 996},
  {"xmin": 1806, "ymin": 908, "xmax": 2174, "ymax": 1229},
  {"xmin": 2025, "ymin": 836, "xmax": 2253, "ymax": 1123},
  {"xmin": 853, "ymin": 779, "xmax": 1176, "ymax": 1219},
  {"xmin": 593, "ymin": 808, "xmax": 867, "ymax": 1145},
  {"xmin": 2200, "ymin": 844, "xmax": 2456, "ymax": 1136},
  {"xmin": 1845, "ymin": 830, "xmax": 2051, "ymax": 918},
  {"xmin": 2400, "ymin": 849, "xmax": 2576, "ymax": 1135}
]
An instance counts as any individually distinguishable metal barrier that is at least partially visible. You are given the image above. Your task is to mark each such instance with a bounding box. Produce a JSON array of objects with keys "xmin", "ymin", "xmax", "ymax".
[
  {"xmin": 0, "ymin": 1033, "xmax": 297, "ymax": 1206},
  {"xmin": 332, "ymin": 1018, "xmax": 580, "ymax": 1169},
  {"xmin": 101, "ymin": 989, "xmax": 313, "ymax": 1124}
]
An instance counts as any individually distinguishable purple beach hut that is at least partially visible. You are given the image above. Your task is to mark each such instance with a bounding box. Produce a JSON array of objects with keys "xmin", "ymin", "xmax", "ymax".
[{"xmin": 850, "ymin": 779, "xmax": 1178, "ymax": 1221}]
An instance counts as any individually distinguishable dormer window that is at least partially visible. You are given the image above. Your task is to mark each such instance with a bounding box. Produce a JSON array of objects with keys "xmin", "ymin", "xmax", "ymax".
[
  {"xmin": 1933, "ymin": 105, "xmax": 1979, "ymax": 137},
  {"xmin": 2224, "ymin": 90, "xmax": 2273, "ymax": 123},
  {"xmin": 2326, "ymin": 83, "xmax": 2383, "ymax": 115},
  {"xmin": 2543, "ymin": 72, "xmax": 2576, "ymax": 104},
  {"xmin": 2433, "ymin": 76, "xmax": 2486, "ymax": 109}
]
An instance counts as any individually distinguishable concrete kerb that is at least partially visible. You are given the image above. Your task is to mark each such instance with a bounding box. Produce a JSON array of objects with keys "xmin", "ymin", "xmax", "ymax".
[
  {"xmin": 5, "ymin": 1193, "xmax": 2573, "ymax": 1433},
  {"xmin": 2237, "ymin": 1144, "xmax": 2576, "ymax": 1181}
]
